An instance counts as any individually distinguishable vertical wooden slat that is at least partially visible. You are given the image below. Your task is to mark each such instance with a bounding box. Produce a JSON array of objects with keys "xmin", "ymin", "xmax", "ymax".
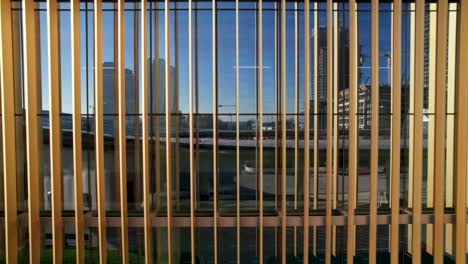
[
  {"xmin": 387, "ymin": 3, "xmax": 393, "ymax": 222},
  {"xmin": 275, "ymin": 2, "xmax": 279, "ymax": 258},
  {"xmin": 369, "ymin": 1, "xmax": 379, "ymax": 263},
  {"xmin": 188, "ymin": 0, "xmax": 196, "ymax": 263},
  {"xmin": 141, "ymin": 0, "xmax": 152, "ymax": 262},
  {"xmin": 425, "ymin": 4, "xmax": 436, "ymax": 254},
  {"xmin": 258, "ymin": 0, "xmax": 264, "ymax": 263},
  {"xmin": 303, "ymin": 0, "xmax": 310, "ymax": 262},
  {"xmin": 71, "ymin": 0, "xmax": 84, "ymax": 261},
  {"xmin": 274, "ymin": 4, "xmax": 280, "ymax": 253},
  {"xmin": 111, "ymin": 0, "xmax": 120, "ymax": 258},
  {"xmin": 407, "ymin": 3, "xmax": 415, "ymax": 254},
  {"xmin": 348, "ymin": 0, "xmax": 358, "ymax": 261},
  {"xmin": 433, "ymin": 0, "xmax": 448, "ymax": 262},
  {"xmin": 93, "ymin": 0, "xmax": 107, "ymax": 262},
  {"xmin": 412, "ymin": 1, "xmax": 424, "ymax": 262},
  {"xmin": 0, "ymin": 0, "xmax": 18, "ymax": 262},
  {"xmin": 255, "ymin": 0, "xmax": 258, "ymax": 217},
  {"xmin": 455, "ymin": 0, "xmax": 468, "ymax": 262},
  {"xmin": 312, "ymin": 1, "xmax": 318, "ymax": 257},
  {"xmin": 425, "ymin": 2, "xmax": 436, "ymax": 219},
  {"xmin": 294, "ymin": 1, "xmax": 299, "ymax": 257},
  {"xmin": 235, "ymin": 0, "xmax": 240, "ymax": 263},
  {"xmin": 117, "ymin": 0, "xmax": 129, "ymax": 262},
  {"xmin": 280, "ymin": 0, "xmax": 286, "ymax": 263},
  {"xmin": 164, "ymin": 0, "xmax": 173, "ymax": 263},
  {"xmin": 212, "ymin": 0, "xmax": 219, "ymax": 263},
  {"xmin": 47, "ymin": 0, "xmax": 63, "ymax": 262},
  {"xmin": 390, "ymin": 1, "xmax": 401, "ymax": 263},
  {"xmin": 22, "ymin": 0, "xmax": 41, "ymax": 261},
  {"xmin": 325, "ymin": 0, "xmax": 333, "ymax": 263},
  {"xmin": 332, "ymin": 2, "xmax": 338, "ymax": 213},
  {"xmin": 330, "ymin": 3, "xmax": 342, "ymax": 256},
  {"xmin": 445, "ymin": 3, "xmax": 457, "ymax": 256},
  {"xmin": 173, "ymin": 0, "xmax": 182, "ymax": 260},
  {"xmin": 332, "ymin": 3, "xmax": 338, "ymax": 256},
  {"xmin": 312, "ymin": 1, "xmax": 318, "ymax": 209},
  {"xmin": 274, "ymin": 2, "xmax": 279, "ymax": 215}
]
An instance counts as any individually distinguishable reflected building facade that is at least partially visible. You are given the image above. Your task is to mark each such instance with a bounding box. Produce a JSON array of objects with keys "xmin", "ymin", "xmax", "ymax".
[
  {"xmin": 0, "ymin": 1, "xmax": 466, "ymax": 264},
  {"xmin": 311, "ymin": 26, "xmax": 349, "ymax": 129}
]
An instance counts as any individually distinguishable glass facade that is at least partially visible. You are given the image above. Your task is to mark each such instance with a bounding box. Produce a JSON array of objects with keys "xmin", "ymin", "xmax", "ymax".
[{"xmin": 0, "ymin": 0, "xmax": 467, "ymax": 263}]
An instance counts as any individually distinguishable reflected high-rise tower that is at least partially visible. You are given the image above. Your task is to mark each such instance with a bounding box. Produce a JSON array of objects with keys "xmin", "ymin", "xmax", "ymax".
[
  {"xmin": 310, "ymin": 26, "xmax": 350, "ymax": 129},
  {"xmin": 102, "ymin": 62, "xmax": 136, "ymax": 115},
  {"xmin": 147, "ymin": 58, "xmax": 177, "ymax": 114},
  {"xmin": 102, "ymin": 59, "xmax": 177, "ymax": 115}
]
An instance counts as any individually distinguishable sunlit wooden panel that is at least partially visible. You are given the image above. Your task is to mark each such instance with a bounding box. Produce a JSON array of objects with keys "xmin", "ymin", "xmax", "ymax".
[
  {"xmin": 332, "ymin": 2, "xmax": 338, "ymax": 214},
  {"xmin": 390, "ymin": 1, "xmax": 402, "ymax": 264},
  {"xmin": 22, "ymin": 0, "xmax": 41, "ymax": 261},
  {"xmin": 433, "ymin": 0, "xmax": 448, "ymax": 262},
  {"xmin": 331, "ymin": 5, "xmax": 338, "ymax": 257},
  {"xmin": 425, "ymin": 3, "xmax": 436, "ymax": 255},
  {"xmin": 325, "ymin": 0, "xmax": 333, "ymax": 263},
  {"xmin": 70, "ymin": 0, "xmax": 84, "ymax": 262},
  {"xmin": 258, "ymin": 0, "xmax": 264, "ymax": 263},
  {"xmin": 369, "ymin": 0, "xmax": 379, "ymax": 263},
  {"xmin": 188, "ymin": 0, "xmax": 196, "ymax": 262},
  {"xmin": 140, "ymin": 0, "xmax": 152, "ymax": 262},
  {"xmin": 303, "ymin": 0, "xmax": 310, "ymax": 262},
  {"xmin": 0, "ymin": 0, "xmax": 18, "ymax": 262},
  {"xmin": 46, "ymin": 0, "xmax": 63, "ymax": 261},
  {"xmin": 347, "ymin": 0, "xmax": 358, "ymax": 260},
  {"xmin": 112, "ymin": 3, "xmax": 121, "ymax": 220},
  {"xmin": 294, "ymin": 2, "xmax": 299, "ymax": 257},
  {"xmin": 445, "ymin": 3, "xmax": 457, "ymax": 256},
  {"xmin": 280, "ymin": 0, "xmax": 287, "ymax": 263},
  {"xmin": 455, "ymin": 0, "xmax": 468, "ymax": 262},
  {"xmin": 407, "ymin": 1, "xmax": 415, "ymax": 255},
  {"xmin": 93, "ymin": 0, "xmax": 107, "ymax": 262},
  {"xmin": 116, "ymin": 0, "xmax": 129, "ymax": 261},
  {"xmin": 426, "ymin": 3, "xmax": 436, "ymax": 213},
  {"xmin": 412, "ymin": 1, "xmax": 425, "ymax": 262}
]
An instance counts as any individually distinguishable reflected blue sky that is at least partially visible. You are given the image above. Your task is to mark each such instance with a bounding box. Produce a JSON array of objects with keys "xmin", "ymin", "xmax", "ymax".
[{"xmin": 38, "ymin": 3, "xmax": 396, "ymax": 115}]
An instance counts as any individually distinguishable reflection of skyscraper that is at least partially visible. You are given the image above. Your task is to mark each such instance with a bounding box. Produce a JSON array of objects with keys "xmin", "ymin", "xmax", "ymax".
[
  {"xmin": 311, "ymin": 27, "xmax": 325, "ymax": 103},
  {"xmin": 311, "ymin": 26, "xmax": 349, "ymax": 128},
  {"xmin": 102, "ymin": 62, "xmax": 136, "ymax": 114},
  {"xmin": 102, "ymin": 59, "xmax": 178, "ymax": 116},
  {"xmin": 147, "ymin": 58, "xmax": 177, "ymax": 114}
]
